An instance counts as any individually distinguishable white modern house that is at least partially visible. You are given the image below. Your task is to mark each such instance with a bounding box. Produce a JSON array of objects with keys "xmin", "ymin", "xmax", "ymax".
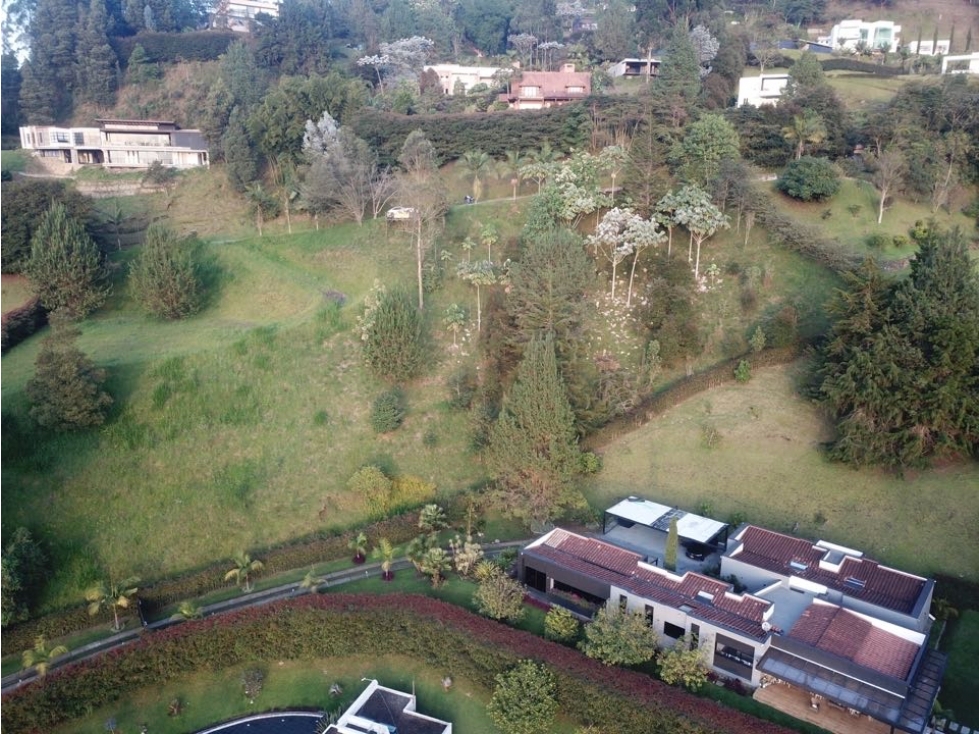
[
  {"xmin": 214, "ymin": 0, "xmax": 280, "ymax": 31},
  {"xmin": 19, "ymin": 119, "xmax": 209, "ymax": 170},
  {"xmin": 324, "ymin": 679, "xmax": 452, "ymax": 734},
  {"xmin": 423, "ymin": 64, "xmax": 506, "ymax": 95},
  {"xmin": 911, "ymin": 39, "xmax": 952, "ymax": 56},
  {"xmin": 518, "ymin": 502, "xmax": 946, "ymax": 734},
  {"xmin": 941, "ymin": 51, "xmax": 979, "ymax": 74},
  {"xmin": 736, "ymin": 73, "xmax": 791, "ymax": 107},
  {"xmin": 819, "ymin": 19, "xmax": 902, "ymax": 52}
]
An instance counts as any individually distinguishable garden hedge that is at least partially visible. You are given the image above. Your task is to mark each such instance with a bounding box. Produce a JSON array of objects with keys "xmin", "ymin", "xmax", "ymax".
[
  {"xmin": 1, "ymin": 594, "xmax": 796, "ymax": 734},
  {"xmin": 1, "ymin": 298, "xmax": 48, "ymax": 354},
  {"xmin": 110, "ymin": 31, "xmax": 238, "ymax": 66}
]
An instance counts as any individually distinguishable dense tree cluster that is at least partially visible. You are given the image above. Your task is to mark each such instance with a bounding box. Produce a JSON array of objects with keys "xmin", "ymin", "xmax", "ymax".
[{"xmin": 818, "ymin": 225, "xmax": 979, "ymax": 469}]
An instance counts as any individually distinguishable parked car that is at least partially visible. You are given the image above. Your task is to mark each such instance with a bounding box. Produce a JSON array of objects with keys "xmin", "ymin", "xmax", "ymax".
[
  {"xmin": 684, "ymin": 542, "xmax": 712, "ymax": 561},
  {"xmin": 385, "ymin": 207, "xmax": 417, "ymax": 221}
]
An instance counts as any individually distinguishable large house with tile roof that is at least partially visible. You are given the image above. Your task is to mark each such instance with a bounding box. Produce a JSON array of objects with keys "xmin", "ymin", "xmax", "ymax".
[
  {"xmin": 500, "ymin": 63, "xmax": 591, "ymax": 109},
  {"xmin": 518, "ymin": 520, "xmax": 945, "ymax": 734}
]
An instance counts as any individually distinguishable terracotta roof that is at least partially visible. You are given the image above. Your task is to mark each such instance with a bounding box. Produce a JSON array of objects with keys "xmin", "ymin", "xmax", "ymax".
[
  {"xmin": 732, "ymin": 526, "xmax": 927, "ymax": 615},
  {"xmin": 515, "ymin": 70, "xmax": 591, "ymax": 98},
  {"xmin": 530, "ymin": 529, "xmax": 771, "ymax": 640},
  {"xmin": 789, "ymin": 603, "xmax": 919, "ymax": 680}
]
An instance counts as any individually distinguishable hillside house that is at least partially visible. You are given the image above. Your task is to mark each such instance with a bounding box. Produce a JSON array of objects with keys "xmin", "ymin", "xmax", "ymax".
[
  {"xmin": 517, "ymin": 516, "xmax": 944, "ymax": 734},
  {"xmin": 609, "ymin": 58, "xmax": 662, "ymax": 78},
  {"xmin": 424, "ymin": 64, "xmax": 506, "ymax": 95},
  {"xmin": 736, "ymin": 73, "xmax": 791, "ymax": 107},
  {"xmin": 818, "ymin": 20, "xmax": 902, "ymax": 52},
  {"xmin": 213, "ymin": 0, "xmax": 280, "ymax": 31},
  {"xmin": 500, "ymin": 63, "xmax": 591, "ymax": 109},
  {"xmin": 942, "ymin": 52, "xmax": 979, "ymax": 74},
  {"xmin": 19, "ymin": 119, "xmax": 209, "ymax": 171}
]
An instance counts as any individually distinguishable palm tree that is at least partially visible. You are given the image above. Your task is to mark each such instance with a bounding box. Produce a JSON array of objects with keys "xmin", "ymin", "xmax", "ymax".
[
  {"xmin": 419, "ymin": 546, "xmax": 451, "ymax": 587},
  {"xmin": 348, "ymin": 531, "xmax": 368, "ymax": 564},
  {"xmin": 22, "ymin": 635, "xmax": 69, "ymax": 677},
  {"xmin": 461, "ymin": 149, "xmax": 491, "ymax": 203},
  {"xmin": 85, "ymin": 577, "xmax": 140, "ymax": 632},
  {"xmin": 173, "ymin": 600, "xmax": 203, "ymax": 621},
  {"xmin": 782, "ymin": 110, "xmax": 827, "ymax": 160},
  {"xmin": 418, "ymin": 503, "xmax": 448, "ymax": 535},
  {"xmin": 500, "ymin": 150, "xmax": 526, "ymax": 199},
  {"xmin": 372, "ymin": 537, "xmax": 396, "ymax": 581},
  {"xmin": 224, "ymin": 552, "xmax": 264, "ymax": 593},
  {"xmin": 300, "ymin": 568, "xmax": 324, "ymax": 592}
]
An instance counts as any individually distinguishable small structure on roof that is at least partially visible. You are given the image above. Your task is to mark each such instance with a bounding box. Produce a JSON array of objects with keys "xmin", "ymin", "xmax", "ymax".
[{"xmin": 603, "ymin": 496, "xmax": 730, "ymax": 548}]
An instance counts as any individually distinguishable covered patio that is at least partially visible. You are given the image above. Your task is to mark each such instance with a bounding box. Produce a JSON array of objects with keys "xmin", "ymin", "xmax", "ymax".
[{"xmin": 754, "ymin": 682, "xmax": 891, "ymax": 734}]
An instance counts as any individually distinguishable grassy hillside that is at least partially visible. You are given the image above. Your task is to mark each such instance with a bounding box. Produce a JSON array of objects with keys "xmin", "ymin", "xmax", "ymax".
[{"xmin": 586, "ymin": 362, "xmax": 979, "ymax": 582}]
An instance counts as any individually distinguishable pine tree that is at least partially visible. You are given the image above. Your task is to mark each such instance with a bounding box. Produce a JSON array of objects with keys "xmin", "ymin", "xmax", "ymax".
[
  {"xmin": 1, "ymin": 52, "xmax": 23, "ymax": 135},
  {"xmin": 129, "ymin": 225, "xmax": 201, "ymax": 319},
  {"xmin": 26, "ymin": 203, "xmax": 109, "ymax": 319},
  {"xmin": 75, "ymin": 0, "xmax": 117, "ymax": 108},
  {"xmin": 26, "ymin": 323, "xmax": 113, "ymax": 431},
  {"xmin": 18, "ymin": 60, "xmax": 57, "ymax": 124},
  {"xmin": 487, "ymin": 333, "xmax": 583, "ymax": 527},
  {"xmin": 652, "ymin": 26, "xmax": 701, "ymax": 128},
  {"xmin": 223, "ymin": 106, "xmax": 257, "ymax": 193}
]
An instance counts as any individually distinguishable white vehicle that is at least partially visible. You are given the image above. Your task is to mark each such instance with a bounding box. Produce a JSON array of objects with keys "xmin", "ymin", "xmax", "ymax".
[{"xmin": 385, "ymin": 206, "xmax": 417, "ymax": 221}]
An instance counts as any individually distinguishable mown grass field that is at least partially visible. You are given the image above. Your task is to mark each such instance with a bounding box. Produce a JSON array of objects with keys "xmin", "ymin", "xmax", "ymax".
[
  {"xmin": 53, "ymin": 654, "xmax": 510, "ymax": 734},
  {"xmin": 586, "ymin": 362, "xmax": 979, "ymax": 582},
  {"xmin": 940, "ymin": 610, "xmax": 979, "ymax": 726},
  {"xmin": 773, "ymin": 178, "xmax": 974, "ymax": 259}
]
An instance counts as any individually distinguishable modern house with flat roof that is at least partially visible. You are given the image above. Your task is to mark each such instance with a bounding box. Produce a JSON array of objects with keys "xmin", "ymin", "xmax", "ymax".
[
  {"xmin": 941, "ymin": 52, "xmax": 979, "ymax": 74},
  {"xmin": 517, "ymin": 508, "xmax": 945, "ymax": 734},
  {"xmin": 819, "ymin": 19, "xmax": 902, "ymax": 52},
  {"xmin": 323, "ymin": 679, "xmax": 451, "ymax": 734},
  {"xmin": 19, "ymin": 119, "xmax": 209, "ymax": 171},
  {"xmin": 736, "ymin": 73, "xmax": 791, "ymax": 107},
  {"xmin": 609, "ymin": 58, "xmax": 662, "ymax": 78}
]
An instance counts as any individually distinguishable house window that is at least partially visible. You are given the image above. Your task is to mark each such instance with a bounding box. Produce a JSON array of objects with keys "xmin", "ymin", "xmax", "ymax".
[
  {"xmin": 54, "ymin": 131, "xmax": 70, "ymax": 143},
  {"xmin": 619, "ymin": 595, "xmax": 627, "ymax": 611},
  {"xmin": 521, "ymin": 85, "xmax": 540, "ymax": 97},
  {"xmin": 713, "ymin": 634, "xmax": 754, "ymax": 679},
  {"xmin": 644, "ymin": 605, "xmax": 654, "ymax": 627},
  {"xmin": 664, "ymin": 622, "xmax": 685, "ymax": 639},
  {"xmin": 567, "ymin": 86, "xmax": 584, "ymax": 94},
  {"xmin": 690, "ymin": 623, "xmax": 700, "ymax": 649},
  {"xmin": 525, "ymin": 566, "xmax": 546, "ymax": 592},
  {"xmin": 74, "ymin": 132, "xmax": 85, "ymax": 145}
]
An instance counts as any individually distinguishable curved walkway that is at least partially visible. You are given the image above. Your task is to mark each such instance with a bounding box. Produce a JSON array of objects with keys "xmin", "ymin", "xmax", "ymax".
[{"xmin": 0, "ymin": 541, "xmax": 526, "ymax": 695}]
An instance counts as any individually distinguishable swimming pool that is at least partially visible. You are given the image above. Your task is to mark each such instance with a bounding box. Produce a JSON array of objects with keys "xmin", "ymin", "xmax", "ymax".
[{"xmin": 194, "ymin": 712, "xmax": 323, "ymax": 734}]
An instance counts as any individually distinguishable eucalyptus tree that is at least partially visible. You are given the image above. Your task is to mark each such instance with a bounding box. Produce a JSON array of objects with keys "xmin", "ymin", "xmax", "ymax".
[{"xmin": 672, "ymin": 186, "xmax": 729, "ymax": 281}]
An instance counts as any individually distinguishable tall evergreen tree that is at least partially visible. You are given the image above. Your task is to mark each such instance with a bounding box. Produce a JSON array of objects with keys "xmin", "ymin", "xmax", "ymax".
[
  {"xmin": 75, "ymin": 0, "xmax": 117, "ymax": 108},
  {"xmin": 1, "ymin": 52, "xmax": 23, "ymax": 135},
  {"xmin": 129, "ymin": 225, "xmax": 202, "ymax": 320},
  {"xmin": 487, "ymin": 333, "xmax": 583, "ymax": 527},
  {"xmin": 26, "ymin": 323, "xmax": 113, "ymax": 431},
  {"xmin": 820, "ymin": 227, "xmax": 979, "ymax": 468},
  {"xmin": 223, "ymin": 106, "xmax": 258, "ymax": 193},
  {"xmin": 652, "ymin": 26, "xmax": 702, "ymax": 128},
  {"xmin": 23, "ymin": 0, "xmax": 79, "ymax": 121},
  {"xmin": 25, "ymin": 202, "xmax": 109, "ymax": 319}
]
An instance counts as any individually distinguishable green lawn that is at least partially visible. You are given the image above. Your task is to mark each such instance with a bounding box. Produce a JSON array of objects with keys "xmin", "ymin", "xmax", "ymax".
[
  {"xmin": 586, "ymin": 362, "xmax": 979, "ymax": 582},
  {"xmin": 940, "ymin": 610, "xmax": 979, "ymax": 726},
  {"xmin": 1, "ymin": 148, "xmax": 30, "ymax": 173},
  {"xmin": 53, "ymin": 655, "xmax": 505, "ymax": 734},
  {"xmin": 774, "ymin": 178, "xmax": 973, "ymax": 259}
]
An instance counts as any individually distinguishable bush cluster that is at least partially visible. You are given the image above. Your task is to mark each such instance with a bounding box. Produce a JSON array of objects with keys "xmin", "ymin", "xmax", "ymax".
[
  {"xmin": 1, "ymin": 594, "xmax": 796, "ymax": 734},
  {"xmin": 370, "ymin": 389, "xmax": 406, "ymax": 433},
  {"xmin": 1, "ymin": 298, "xmax": 48, "ymax": 354}
]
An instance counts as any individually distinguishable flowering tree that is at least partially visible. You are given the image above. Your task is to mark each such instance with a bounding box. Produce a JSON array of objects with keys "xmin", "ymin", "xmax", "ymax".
[
  {"xmin": 672, "ymin": 185, "xmax": 729, "ymax": 281},
  {"xmin": 589, "ymin": 208, "xmax": 665, "ymax": 306},
  {"xmin": 456, "ymin": 260, "xmax": 497, "ymax": 331},
  {"xmin": 358, "ymin": 36, "xmax": 434, "ymax": 92},
  {"xmin": 689, "ymin": 24, "xmax": 719, "ymax": 78}
]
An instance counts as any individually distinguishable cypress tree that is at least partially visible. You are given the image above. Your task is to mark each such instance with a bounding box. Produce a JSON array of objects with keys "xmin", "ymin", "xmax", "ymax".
[
  {"xmin": 76, "ymin": 0, "xmax": 118, "ymax": 108},
  {"xmin": 487, "ymin": 333, "xmax": 583, "ymax": 527},
  {"xmin": 665, "ymin": 517, "xmax": 679, "ymax": 571},
  {"xmin": 222, "ymin": 106, "xmax": 258, "ymax": 192},
  {"xmin": 25, "ymin": 202, "xmax": 109, "ymax": 320},
  {"xmin": 129, "ymin": 225, "xmax": 202, "ymax": 320}
]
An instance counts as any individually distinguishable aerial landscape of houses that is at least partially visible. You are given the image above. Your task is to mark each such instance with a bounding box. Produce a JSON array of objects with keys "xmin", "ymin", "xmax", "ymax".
[{"xmin": 1, "ymin": 0, "xmax": 978, "ymax": 733}]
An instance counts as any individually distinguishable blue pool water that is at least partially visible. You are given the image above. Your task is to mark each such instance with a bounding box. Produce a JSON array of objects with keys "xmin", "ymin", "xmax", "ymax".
[{"xmin": 195, "ymin": 712, "xmax": 322, "ymax": 734}]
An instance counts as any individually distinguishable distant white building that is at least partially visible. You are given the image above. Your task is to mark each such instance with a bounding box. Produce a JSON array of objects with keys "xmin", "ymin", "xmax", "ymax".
[
  {"xmin": 909, "ymin": 39, "xmax": 952, "ymax": 56},
  {"xmin": 609, "ymin": 57, "xmax": 662, "ymax": 78},
  {"xmin": 819, "ymin": 19, "xmax": 901, "ymax": 52},
  {"xmin": 323, "ymin": 680, "xmax": 452, "ymax": 734},
  {"xmin": 214, "ymin": 0, "xmax": 280, "ymax": 32},
  {"xmin": 423, "ymin": 64, "xmax": 506, "ymax": 95},
  {"xmin": 737, "ymin": 74, "xmax": 791, "ymax": 107},
  {"xmin": 941, "ymin": 52, "xmax": 979, "ymax": 74}
]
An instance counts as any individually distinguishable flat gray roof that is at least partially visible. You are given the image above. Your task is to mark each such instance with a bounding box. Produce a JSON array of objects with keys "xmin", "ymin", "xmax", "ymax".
[{"xmin": 606, "ymin": 497, "xmax": 728, "ymax": 544}]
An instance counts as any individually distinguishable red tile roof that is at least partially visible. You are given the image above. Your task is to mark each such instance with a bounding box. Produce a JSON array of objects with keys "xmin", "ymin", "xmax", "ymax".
[
  {"xmin": 789, "ymin": 603, "xmax": 920, "ymax": 680},
  {"xmin": 514, "ymin": 70, "xmax": 591, "ymax": 98},
  {"xmin": 529, "ymin": 530, "xmax": 771, "ymax": 640},
  {"xmin": 732, "ymin": 526, "xmax": 927, "ymax": 615}
]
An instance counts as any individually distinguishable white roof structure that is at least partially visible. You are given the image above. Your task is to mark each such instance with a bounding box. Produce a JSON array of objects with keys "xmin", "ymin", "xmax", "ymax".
[{"xmin": 606, "ymin": 497, "xmax": 727, "ymax": 544}]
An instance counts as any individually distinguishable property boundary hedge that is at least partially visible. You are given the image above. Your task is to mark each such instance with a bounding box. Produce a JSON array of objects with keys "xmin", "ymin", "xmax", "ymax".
[
  {"xmin": 584, "ymin": 347, "xmax": 801, "ymax": 450},
  {"xmin": 1, "ymin": 298, "xmax": 48, "ymax": 354},
  {"xmin": 110, "ymin": 31, "xmax": 238, "ymax": 66},
  {"xmin": 0, "ymin": 509, "xmax": 436, "ymax": 652},
  {"xmin": 819, "ymin": 58, "xmax": 906, "ymax": 76},
  {"xmin": 0, "ymin": 594, "xmax": 797, "ymax": 734}
]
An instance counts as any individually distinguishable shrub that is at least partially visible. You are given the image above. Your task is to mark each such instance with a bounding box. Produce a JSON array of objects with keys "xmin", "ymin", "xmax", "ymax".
[
  {"xmin": 128, "ymin": 225, "xmax": 202, "ymax": 320},
  {"xmin": 1, "ymin": 298, "xmax": 48, "ymax": 354},
  {"xmin": 658, "ymin": 638, "xmax": 710, "ymax": 691},
  {"xmin": 487, "ymin": 660, "xmax": 557, "ymax": 734},
  {"xmin": 446, "ymin": 365, "xmax": 478, "ymax": 409},
  {"xmin": 776, "ymin": 157, "xmax": 840, "ymax": 202},
  {"xmin": 370, "ymin": 389, "xmax": 406, "ymax": 433},
  {"xmin": 579, "ymin": 451, "xmax": 602, "ymax": 474},
  {"xmin": 474, "ymin": 571, "xmax": 526, "ymax": 623},
  {"xmin": 361, "ymin": 287, "xmax": 429, "ymax": 383},
  {"xmin": 579, "ymin": 605, "xmax": 657, "ymax": 666},
  {"xmin": 544, "ymin": 605, "xmax": 580, "ymax": 643},
  {"xmin": 865, "ymin": 232, "xmax": 892, "ymax": 249},
  {"xmin": 734, "ymin": 359, "xmax": 751, "ymax": 383},
  {"xmin": 348, "ymin": 466, "xmax": 393, "ymax": 520}
]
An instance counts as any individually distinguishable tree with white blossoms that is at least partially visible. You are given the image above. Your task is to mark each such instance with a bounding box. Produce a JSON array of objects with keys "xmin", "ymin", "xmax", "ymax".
[
  {"xmin": 508, "ymin": 33, "xmax": 538, "ymax": 69},
  {"xmin": 623, "ymin": 215, "xmax": 665, "ymax": 307},
  {"xmin": 358, "ymin": 36, "xmax": 434, "ymax": 93},
  {"xmin": 689, "ymin": 24, "xmax": 719, "ymax": 78},
  {"xmin": 672, "ymin": 185, "xmax": 730, "ymax": 281},
  {"xmin": 538, "ymin": 40, "xmax": 564, "ymax": 71},
  {"xmin": 356, "ymin": 54, "xmax": 390, "ymax": 92},
  {"xmin": 551, "ymin": 149, "xmax": 614, "ymax": 227},
  {"xmin": 589, "ymin": 208, "xmax": 666, "ymax": 307}
]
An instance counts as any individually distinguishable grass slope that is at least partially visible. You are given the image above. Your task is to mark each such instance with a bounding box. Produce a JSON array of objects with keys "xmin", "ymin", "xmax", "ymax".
[{"xmin": 586, "ymin": 362, "xmax": 979, "ymax": 582}]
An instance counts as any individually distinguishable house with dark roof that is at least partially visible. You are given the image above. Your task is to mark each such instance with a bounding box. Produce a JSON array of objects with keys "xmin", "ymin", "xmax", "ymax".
[
  {"xmin": 500, "ymin": 63, "xmax": 590, "ymax": 109},
  {"xmin": 322, "ymin": 679, "xmax": 451, "ymax": 734},
  {"xmin": 518, "ymin": 520, "xmax": 946, "ymax": 734}
]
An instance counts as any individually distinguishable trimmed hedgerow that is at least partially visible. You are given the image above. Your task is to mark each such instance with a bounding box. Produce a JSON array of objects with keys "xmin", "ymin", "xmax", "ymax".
[
  {"xmin": 1, "ymin": 297, "xmax": 48, "ymax": 354},
  {"xmin": 1, "ymin": 594, "xmax": 796, "ymax": 734}
]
